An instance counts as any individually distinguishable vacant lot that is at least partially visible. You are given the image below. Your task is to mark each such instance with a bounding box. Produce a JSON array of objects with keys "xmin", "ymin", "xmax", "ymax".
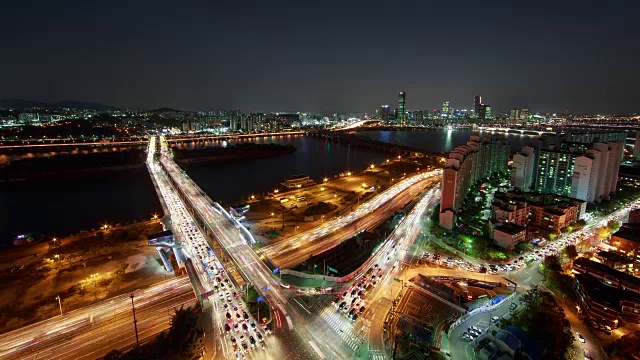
[{"xmin": 0, "ymin": 220, "xmax": 171, "ymax": 335}]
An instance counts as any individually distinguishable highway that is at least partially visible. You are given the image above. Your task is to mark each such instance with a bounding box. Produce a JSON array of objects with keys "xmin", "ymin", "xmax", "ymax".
[
  {"xmin": 150, "ymin": 137, "xmax": 273, "ymax": 359},
  {"xmin": 156, "ymin": 136, "xmax": 357, "ymax": 359},
  {"xmin": 261, "ymin": 170, "xmax": 442, "ymax": 269},
  {"xmin": 0, "ymin": 277, "xmax": 195, "ymax": 360}
]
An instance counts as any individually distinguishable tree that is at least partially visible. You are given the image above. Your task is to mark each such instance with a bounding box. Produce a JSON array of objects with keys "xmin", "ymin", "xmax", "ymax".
[
  {"xmin": 543, "ymin": 255, "xmax": 561, "ymax": 272},
  {"xmin": 608, "ymin": 220, "xmax": 621, "ymax": 232},
  {"xmin": 596, "ymin": 226, "xmax": 612, "ymax": 241},
  {"xmin": 517, "ymin": 287, "xmax": 573, "ymax": 359},
  {"xmin": 562, "ymin": 245, "xmax": 579, "ymax": 261}
]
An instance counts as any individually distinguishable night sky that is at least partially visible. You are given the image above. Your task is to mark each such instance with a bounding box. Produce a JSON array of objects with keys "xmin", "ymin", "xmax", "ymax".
[{"xmin": 2, "ymin": 0, "xmax": 638, "ymax": 114}]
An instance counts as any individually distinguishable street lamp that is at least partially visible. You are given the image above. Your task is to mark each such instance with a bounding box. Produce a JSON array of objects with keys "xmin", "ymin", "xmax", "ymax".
[
  {"xmin": 323, "ymin": 178, "xmax": 329, "ymax": 182},
  {"xmin": 274, "ymin": 189, "xmax": 279, "ymax": 194},
  {"xmin": 56, "ymin": 295, "xmax": 63, "ymax": 316},
  {"xmin": 152, "ymin": 214, "xmax": 159, "ymax": 220},
  {"xmin": 251, "ymin": 195, "xmax": 255, "ymax": 200}
]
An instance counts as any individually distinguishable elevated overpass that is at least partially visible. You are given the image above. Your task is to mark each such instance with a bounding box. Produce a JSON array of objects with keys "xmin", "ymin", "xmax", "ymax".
[{"xmin": 154, "ymin": 137, "xmax": 290, "ymax": 311}]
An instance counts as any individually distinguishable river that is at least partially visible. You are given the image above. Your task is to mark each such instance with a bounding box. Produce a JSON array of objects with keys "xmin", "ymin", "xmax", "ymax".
[{"xmin": 1, "ymin": 130, "xmax": 536, "ymax": 246}]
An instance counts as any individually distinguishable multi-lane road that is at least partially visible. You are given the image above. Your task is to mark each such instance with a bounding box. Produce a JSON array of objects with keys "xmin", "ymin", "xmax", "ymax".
[
  {"xmin": 261, "ymin": 171, "xmax": 442, "ymax": 269},
  {"xmin": 5, "ymin": 133, "xmax": 640, "ymax": 360},
  {"xmin": 0, "ymin": 277, "xmax": 195, "ymax": 360}
]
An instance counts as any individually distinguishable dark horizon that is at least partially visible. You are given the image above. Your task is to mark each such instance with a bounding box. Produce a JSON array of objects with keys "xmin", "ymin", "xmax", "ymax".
[{"xmin": 2, "ymin": 0, "xmax": 638, "ymax": 114}]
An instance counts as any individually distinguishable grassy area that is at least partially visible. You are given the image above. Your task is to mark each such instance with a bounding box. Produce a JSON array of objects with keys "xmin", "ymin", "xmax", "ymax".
[{"xmin": 428, "ymin": 203, "xmax": 511, "ymax": 262}]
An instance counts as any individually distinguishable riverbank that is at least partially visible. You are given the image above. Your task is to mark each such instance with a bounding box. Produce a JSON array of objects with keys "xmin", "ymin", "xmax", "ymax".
[
  {"xmin": 0, "ymin": 149, "xmax": 145, "ymax": 180},
  {"xmin": 0, "ymin": 220, "xmax": 169, "ymax": 335}
]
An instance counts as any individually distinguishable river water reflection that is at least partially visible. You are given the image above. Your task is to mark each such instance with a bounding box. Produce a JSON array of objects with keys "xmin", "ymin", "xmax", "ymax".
[{"xmin": 2, "ymin": 130, "xmax": 536, "ymax": 245}]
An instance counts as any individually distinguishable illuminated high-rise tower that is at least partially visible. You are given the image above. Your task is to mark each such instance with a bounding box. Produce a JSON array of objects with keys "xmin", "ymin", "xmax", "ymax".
[
  {"xmin": 474, "ymin": 95, "xmax": 481, "ymax": 118},
  {"xmin": 396, "ymin": 91, "xmax": 406, "ymax": 124}
]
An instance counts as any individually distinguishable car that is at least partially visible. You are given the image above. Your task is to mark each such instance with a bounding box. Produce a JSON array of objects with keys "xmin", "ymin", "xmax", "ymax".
[
  {"xmin": 339, "ymin": 301, "xmax": 346, "ymax": 309},
  {"xmin": 491, "ymin": 316, "xmax": 499, "ymax": 323},
  {"xmin": 509, "ymin": 303, "xmax": 518, "ymax": 311},
  {"xmin": 280, "ymin": 283, "xmax": 291, "ymax": 289},
  {"xmin": 243, "ymin": 311, "xmax": 249, "ymax": 320},
  {"xmin": 583, "ymin": 349, "xmax": 592, "ymax": 360},
  {"xmin": 242, "ymin": 323, "xmax": 249, "ymax": 333},
  {"xmin": 359, "ymin": 306, "xmax": 365, "ymax": 314},
  {"xmin": 226, "ymin": 312, "xmax": 232, "ymax": 320},
  {"xmin": 462, "ymin": 333, "xmax": 473, "ymax": 341},
  {"xmin": 351, "ymin": 313, "xmax": 358, "ymax": 321},
  {"xmin": 242, "ymin": 342, "xmax": 248, "ymax": 351},
  {"xmin": 249, "ymin": 336, "xmax": 256, "ymax": 347},
  {"xmin": 231, "ymin": 336, "xmax": 237, "ymax": 345},
  {"xmin": 577, "ymin": 333, "xmax": 585, "ymax": 343},
  {"xmin": 224, "ymin": 324, "xmax": 231, "ymax": 332}
]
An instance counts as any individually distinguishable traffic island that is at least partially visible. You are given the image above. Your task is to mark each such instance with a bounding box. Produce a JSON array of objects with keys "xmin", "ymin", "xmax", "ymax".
[{"xmin": 244, "ymin": 284, "xmax": 272, "ymax": 329}]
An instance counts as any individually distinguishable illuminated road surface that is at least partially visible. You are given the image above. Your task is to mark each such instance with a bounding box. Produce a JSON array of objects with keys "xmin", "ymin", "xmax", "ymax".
[
  {"xmin": 149, "ymin": 137, "xmax": 270, "ymax": 359},
  {"xmin": 156, "ymin": 136, "xmax": 358, "ymax": 359},
  {"xmin": 0, "ymin": 277, "xmax": 194, "ymax": 360},
  {"xmin": 261, "ymin": 170, "xmax": 442, "ymax": 269}
]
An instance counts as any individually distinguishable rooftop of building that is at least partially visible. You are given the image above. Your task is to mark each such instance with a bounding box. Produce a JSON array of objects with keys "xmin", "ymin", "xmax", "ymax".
[
  {"xmin": 612, "ymin": 224, "xmax": 640, "ymax": 244},
  {"xmin": 409, "ymin": 274, "xmax": 454, "ymax": 297},
  {"xmin": 494, "ymin": 223, "xmax": 527, "ymax": 235},
  {"xmin": 575, "ymin": 273, "xmax": 623, "ymax": 310},
  {"xmin": 596, "ymin": 251, "xmax": 635, "ymax": 264},
  {"xmin": 573, "ymin": 257, "xmax": 640, "ymax": 288},
  {"xmin": 543, "ymin": 207, "xmax": 567, "ymax": 216}
]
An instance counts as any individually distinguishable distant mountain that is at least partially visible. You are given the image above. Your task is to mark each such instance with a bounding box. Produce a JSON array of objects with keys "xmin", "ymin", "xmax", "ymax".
[
  {"xmin": 147, "ymin": 107, "xmax": 184, "ymax": 113},
  {"xmin": 54, "ymin": 100, "xmax": 115, "ymax": 111},
  {"xmin": 0, "ymin": 99, "xmax": 49, "ymax": 109},
  {"xmin": 0, "ymin": 99, "xmax": 115, "ymax": 111}
]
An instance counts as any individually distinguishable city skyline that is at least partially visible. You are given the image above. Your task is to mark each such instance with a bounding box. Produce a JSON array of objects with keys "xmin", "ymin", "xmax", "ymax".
[{"xmin": 1, "ymin": 0, "xmax": 639, "ymax": 114}]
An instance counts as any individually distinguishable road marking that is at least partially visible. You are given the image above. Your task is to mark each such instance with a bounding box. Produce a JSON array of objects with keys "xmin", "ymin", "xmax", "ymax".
[
  {"xmin": 308, "ymin": 340, "xmax": 325, "ymax": 359},
  {"xmin": 286, "ymin": 316, "xmax": 294, "ymax": 330},
  {"xmin": 293, "ymin": 298, "xmax": 312, "ymax": 315}
]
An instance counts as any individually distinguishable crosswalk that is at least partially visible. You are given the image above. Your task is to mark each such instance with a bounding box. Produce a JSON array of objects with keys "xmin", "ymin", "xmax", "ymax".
[
  {"xmin": 317, "ymin": 306, "xmax": 364, "ymax": 352},
  {"xmin": 369, "ymin": 353, "xmax": 388, "ymax": 360}
]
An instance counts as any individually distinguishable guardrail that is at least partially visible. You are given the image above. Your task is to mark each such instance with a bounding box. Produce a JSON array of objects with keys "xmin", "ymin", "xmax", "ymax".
[{"xmin": 447, "ymin": 292, "xmax": 517, "ymax": 337}]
